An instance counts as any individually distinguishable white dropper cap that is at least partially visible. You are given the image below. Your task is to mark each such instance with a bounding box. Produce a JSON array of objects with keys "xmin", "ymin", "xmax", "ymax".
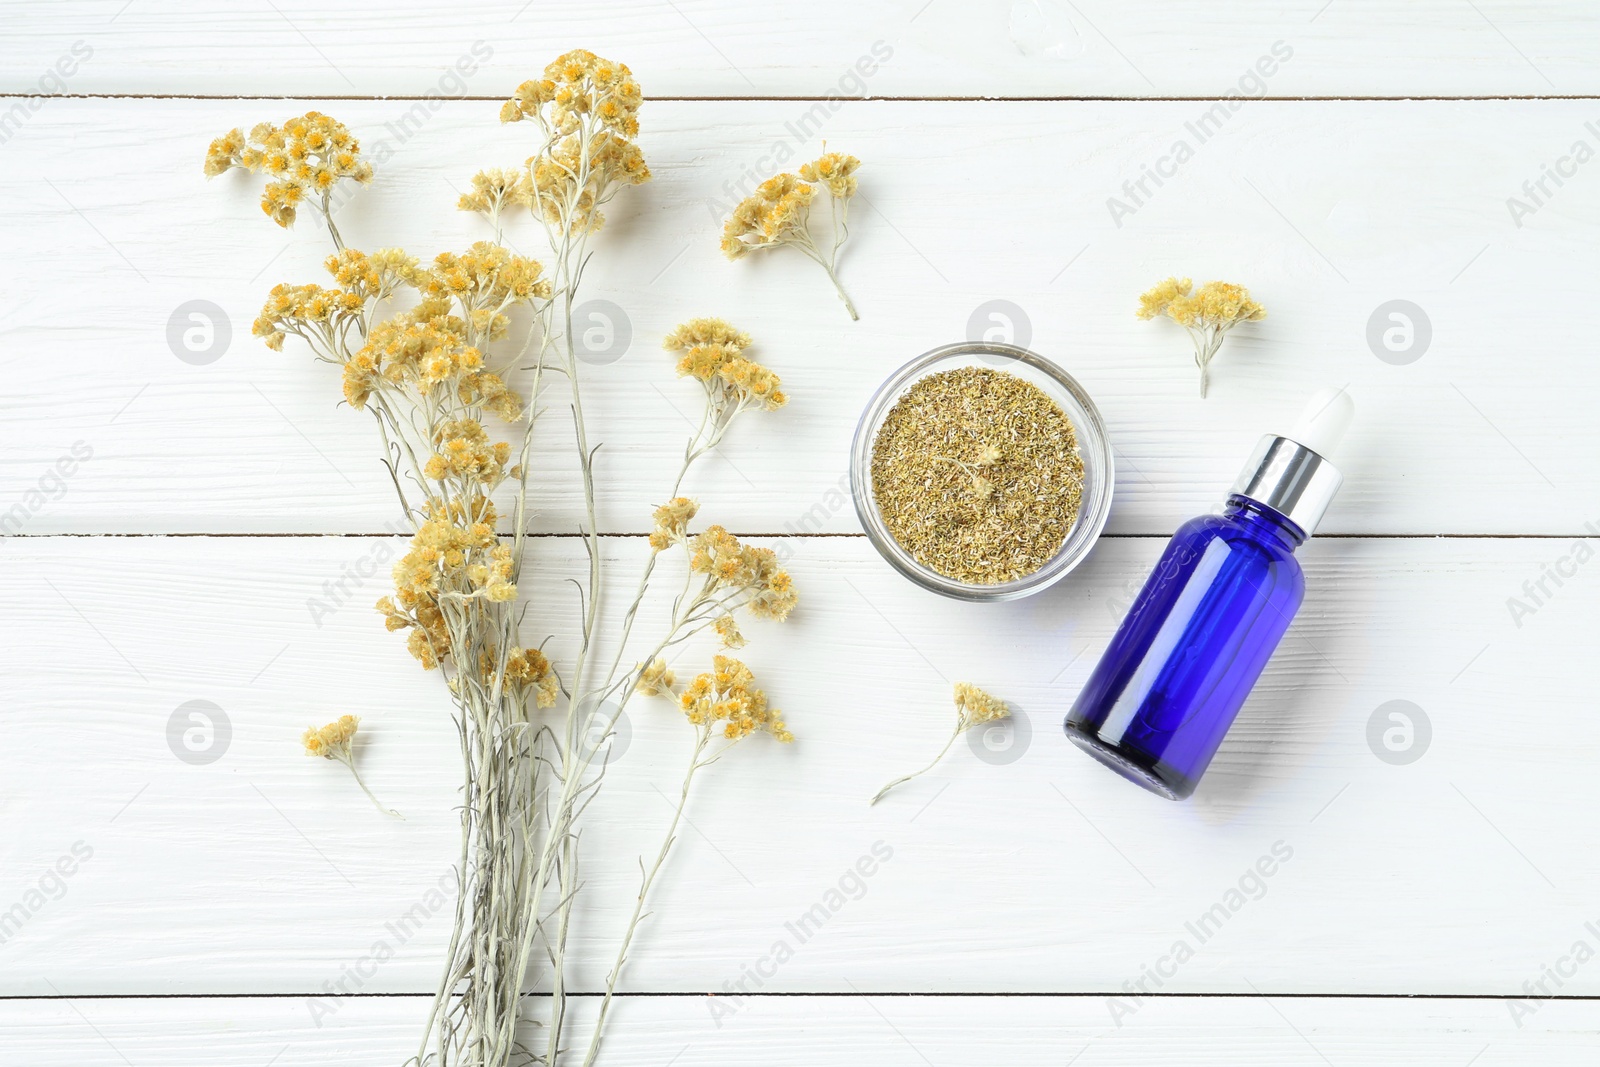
[
  {"xmin": 1231, "ymin": 388, "xmax": 1355, "ymax": 537},
  {"xmin": 1284, "ymin": 387, "xmax": 1355, "ymax": 461}
]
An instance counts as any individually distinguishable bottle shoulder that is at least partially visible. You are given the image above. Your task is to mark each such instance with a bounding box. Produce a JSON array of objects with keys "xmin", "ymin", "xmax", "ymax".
[{"xmin": 1170, "ymin": 510, "xmax": 1305, "ymax": 569}]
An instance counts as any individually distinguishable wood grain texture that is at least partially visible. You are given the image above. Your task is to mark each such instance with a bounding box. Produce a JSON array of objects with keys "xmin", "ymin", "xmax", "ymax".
[
  {"xmin": 3, "ymin": 535, "xmax": 1593, "ymax": 996},
  {"xmin": 4, "ymin": 994, "xmax": 1597, "ymax": 1065},
  {"xmin": 7, "ymin": 8, "xmax": 1600, "ymax": 1058},
  {"xmin": 4, "ymin": 99, "xmax": 1598, "ymax": 535},
  {"xmin": 3, "ymin": 1, "xmax": 1600, "ymax": 98}
]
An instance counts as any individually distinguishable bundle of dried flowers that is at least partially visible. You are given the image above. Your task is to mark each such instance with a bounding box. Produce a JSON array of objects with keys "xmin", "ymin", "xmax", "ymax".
[
  {"xmin": 1137, "ymin": 276, "xmax": 1267, "ymax": 398},
  {"xmin": 871, "ymin": 682, "xmax": 1009, "ymax": 804},
  {"xmin": 721, "ymin": 151, "xmax": 861, "ymax": 320},
  {"xmin": 209, "ymin": 49, "xmax": 795, "ymax": 1067}
]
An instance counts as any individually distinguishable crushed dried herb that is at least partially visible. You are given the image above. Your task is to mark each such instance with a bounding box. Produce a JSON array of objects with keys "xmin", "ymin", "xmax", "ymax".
[{"xmin": 870, "ymin": 366, "xmax": 1084, "ymax": 584}]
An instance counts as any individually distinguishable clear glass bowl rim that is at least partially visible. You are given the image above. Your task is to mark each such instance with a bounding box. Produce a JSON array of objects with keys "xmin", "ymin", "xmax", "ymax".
[{"xmin": 848, "ymin": 341, "xmax": 1115, "ymax": 602}]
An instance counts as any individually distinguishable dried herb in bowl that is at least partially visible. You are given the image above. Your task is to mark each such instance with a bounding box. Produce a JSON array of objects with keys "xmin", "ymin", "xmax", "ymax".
[{"xmin": 869, "ymin": 366, "xmax": 1084, "ymax": 584}]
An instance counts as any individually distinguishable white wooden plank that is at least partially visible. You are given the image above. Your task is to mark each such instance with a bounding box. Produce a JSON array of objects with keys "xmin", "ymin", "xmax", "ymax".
[
  {"xmin": 3, "ymin": 993, "xmax": 1597, "ymax": 1065},
  {"xmin": 5, "ymin": 1, "xmax": 1600, "ymax": 98},
  {"xmin": 4, "ymin": 98, "xmax": 1598, "ymax": 535},
  {"xmin": 3, "ymin": 534, "xmax": 1594, "ymax": 995}
]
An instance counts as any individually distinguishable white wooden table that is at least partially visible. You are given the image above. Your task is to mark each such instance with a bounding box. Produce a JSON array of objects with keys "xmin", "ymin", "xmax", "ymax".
[{"xmin": 5, "ymin": 2, "xmax": 1600, "ymax": 1062}]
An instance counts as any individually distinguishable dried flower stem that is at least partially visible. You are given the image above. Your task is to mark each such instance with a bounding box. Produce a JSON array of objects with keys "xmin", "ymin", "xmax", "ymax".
[
  {"xmin": 871, "ymin": 683, "xmax": 1010, "ymax": 805},
  {"xmin": 871, "ymin": 721, "xmax": 962, "ymax": 805},
  {"xmin": 332, "ymin": 751, "xmax": 403, "ymax": 818}
]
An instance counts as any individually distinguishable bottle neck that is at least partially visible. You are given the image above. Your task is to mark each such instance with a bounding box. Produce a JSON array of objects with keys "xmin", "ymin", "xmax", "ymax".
[{"xmin": 1224, "ymin": 494, "xmax": 1307, "ymax": 550}]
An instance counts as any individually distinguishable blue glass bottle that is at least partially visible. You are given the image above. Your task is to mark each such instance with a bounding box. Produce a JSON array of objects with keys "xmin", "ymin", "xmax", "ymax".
[{"xmin": 1065, "ymin": 390, "xmax": 1353, "ymax": 800}]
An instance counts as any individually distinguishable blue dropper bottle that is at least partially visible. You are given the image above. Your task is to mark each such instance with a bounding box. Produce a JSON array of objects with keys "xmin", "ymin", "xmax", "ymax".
[{"xmin": 1064, "ymin": 389, "xmax": 1354, "ymax": 800}]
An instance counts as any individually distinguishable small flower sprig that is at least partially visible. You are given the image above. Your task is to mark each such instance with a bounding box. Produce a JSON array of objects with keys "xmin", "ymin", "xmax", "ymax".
[
  {"xmin": 1137, "ymin": 277, "xmax": 1266, "ymax": 398},
  {"xmin": 302, "ymin": 715, "xmax": 402, "ymax": 818},
  {"xmin": 205, "ymin": 112, "xmax": 373, "ymax": 241},
  {"xmin": 721, "ymin": 151, "xmax": 861, "ymax": 320},
  {"xmin": 662, "ymin": 318, "xmax": 787, "ymax": 475},
  {"xmin": 584, "ymin": 656, "xmax": 790, "ymax": 1064},
  {"xmin": 871, "ymin": 683, "xmax": 1009, "ymax": 805}
]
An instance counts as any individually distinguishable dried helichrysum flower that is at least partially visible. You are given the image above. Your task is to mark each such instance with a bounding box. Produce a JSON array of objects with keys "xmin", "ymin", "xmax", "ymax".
[
  {"xmin": 649, "ymin": 496, "xmax": 699, "ymax": 551},
  {"xmin": 870, "ymin": 682, "xmax": 1011, "ymax": 805},
  {"xmin": 661, "ymin": 318, "xmax": 787, "ymax": 454},
  {"xmin": 253, "ymin": 247, "xmax": 418, "ymax": 355},
  {"xmin": 424, "ymin": 418, "xmax": 514, "ymax": 486},
  {"xmin": 677, "ymin": 655, "xmax": 792, "ymax": 743},
  {"xmin": 687, "ymin": 525, "xmax": 797, "ymax": 622},
  {"xmin": 952, "ymin": 682, "xmax": 1010, "ymax": 731},
  {"xmin": 798, "ymin": 151, "xmax": 860, "ymax": 199},
  {"xmin": 205, "ymin": 112, "xmax": 373, "ymax": 228},
  {"xmin": 635, "ymin": 656, "xmax": 677, "ymax": 697},
  {"xmin": 302, "ymin": 714, "xmax": 400, "ymax": 817},
  {"xmin": 484, "ymin": 644, "xmax": 560, "ymax": 708},
  {"xmin": 497, "ymin": 50, "xmax": 650, "ymax": 235},
  {"xmin": 1137, "ymin": 276, "xmax": 1267, "ymax": 398},
  {"xmin": 458, "ymin": 167, "xmax": 534, "ymax": 218},
  {"xmin": 342, "ymin": 278, "xmax": 533, "ymax": 420},
  {"xmin": 303, "ymin": 714, "xmax": 361, "ymax": 759},
  {"xmin": 721, "ymin": 151, "xmax": 860, "ymax": 320},
  {"xmin": 379, "ymin": 498, "xmax": 520, "ymax": 670},
  {"xmin": 418, "ymin": 242, "xmax": 553, "ymax": 327},
  {"xmin": 712, "ymin": 614, "xmax": 746, "ymax": 649},
  {"xmin": 721, "ymin": 174, "xmax": 814, "ymax": 258}
]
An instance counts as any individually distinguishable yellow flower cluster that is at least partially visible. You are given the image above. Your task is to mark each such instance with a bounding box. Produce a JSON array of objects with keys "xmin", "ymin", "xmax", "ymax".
[
  {"xmin": 498, "ymin": 50, "xmax": 650, "ymax": 235},
  {"xmin": 344, "ymin": 302, "xmax": 523, "ymax": 419},
  {"xmin": 678, "ymin": 655, "xmax": 792, "ymax": 742},
  {"xmin": 689, "ymin": 525, "xmax": 798, "ymax": 621},
  {"xmin": 458, "ymin": 167, "xmax": 533, "ymax": 217},
  {"xmin": 719, "ymin": 152, "xmax": 862, "ymax": 319},
  {"xmin": 798, "ymin": 151, "xmax": 860, "ymax": 199},
  {"xmin": 420, "ymin": 242, "xmax": 553, "ymax": 323},
  {"xmin": 205, "ymin": 112, "xmax": 374, "ymax": 227},
  {"xmin": 952, "ymin": 682, "xmax": 1010, "ymax": 732},
  {"xmin": 712, "ymin": 614, "xmax": 746, "ymax": 649},
  {"xmin": 1137, "ymin": 277, "xmax": 1267, "ymax": 398},
  {"xmin": 303, "ymin": 714, "xmax": 360, "ymax": 758},
  {"xmin": 424, "ymin": 418, "xmax": 513, "ymax": 486},
  {"xmin": 1138, "ymin": 277, "xmax": 1266, "ymax": 329},
  {"xmin": 378, "ymin": 499, "xmax": 517, "ymax": 669},
  {"xmin": 635, "ymin": 656, "xmax": 676, "ymax": 696},
  {"xmin": 661, "ymin": 318, "xmax": 787, "ymax": 412},
  {"xmin": 720, "ymin": 174, "xmax": 814, "ymax": 260},
  {"xmin": 253, "ymin": 248, "xmax": 417, "ymax": 354},
  {"xmin": 648, "ymin": 496, "xmax": 699, "ymax": 551},
  {"xmin": 481, "ymin": 644, "xmax": 560, "ymax": 708}
]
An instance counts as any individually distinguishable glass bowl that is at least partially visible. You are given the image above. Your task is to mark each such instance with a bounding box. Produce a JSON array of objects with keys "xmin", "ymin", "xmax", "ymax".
[{"xmin": 849, "ymin": 341, "xmax": 1114, "ymax": 602}]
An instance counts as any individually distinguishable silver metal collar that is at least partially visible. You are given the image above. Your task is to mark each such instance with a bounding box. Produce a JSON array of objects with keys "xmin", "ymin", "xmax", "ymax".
[{"xmin": 1230, "ymin": 434, "xmax": 1343, "ymax": 537}]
